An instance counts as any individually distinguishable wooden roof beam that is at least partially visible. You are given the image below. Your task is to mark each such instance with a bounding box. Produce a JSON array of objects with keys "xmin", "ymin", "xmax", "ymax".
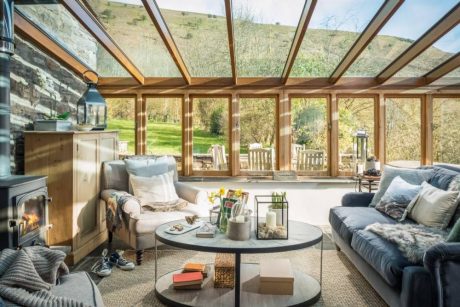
[
  {"xmin": 281, "ymin": 0, "xmax": 317, "ymax": 84},
  {"xmin": 424, "ymin": 52, "xmax": 460, "ymax": 83},
  {"xmin": 61, "ymin": 0, "xmax": 145, "ymax": 84},
  {"xmin": 14, "ymin": 10, "xmax": 97, "ymax": 83},
  {"xmin": 224, "ymin": 0, "xmax": 237, "ymax": 84},
  {"xmin": 329, "ymin": 0, "xmax": 404, "ymax": 84},
  {"xmin": 142, "ymin": 0, "xmax": 192, "ymax": 85},
  {"xmin": 377, "ymin": 2, "xmax": 460, "ymax": 83}
]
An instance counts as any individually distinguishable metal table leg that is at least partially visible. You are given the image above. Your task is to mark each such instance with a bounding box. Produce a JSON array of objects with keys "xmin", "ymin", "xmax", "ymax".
[
  {"xmin": 320, "ymin": 238, "xmax": 323, "ymax": 286},
  {"xmin": 154, "ymin": 237, "xmax": 158, "ymax": 282},
  {"xmin": 235, "ymin": 253, "xmax": 241, "ymax": 307}
]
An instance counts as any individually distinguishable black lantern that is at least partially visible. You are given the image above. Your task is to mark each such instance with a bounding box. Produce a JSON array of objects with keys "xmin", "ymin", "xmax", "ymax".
[
  {"xmin": 77, "ymin": 70, "xmax": 107, "ymax": 130},
  {"xmin": 255, "ymin": 194, "xmax": 288, "ymax": 240}
]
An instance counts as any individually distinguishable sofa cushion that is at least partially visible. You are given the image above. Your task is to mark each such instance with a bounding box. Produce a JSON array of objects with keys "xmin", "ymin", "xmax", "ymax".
[
  {"xmin": 351, "ymin": 230, "xmax": 412, "ymax": 288},
  {"xmin": 369, "ymin": 165, "xmax": 433, "ymax": 207},
  {"xmin": 448, "ymin": 175, "xmax": 460, "ymax": 227},
  {"xmin": 428, "ymin": 166, "xmax": 459, "ymax": 190},
  {"xmin": 329, "ymin": 207, "xmax": 397, "ymax": 244}
]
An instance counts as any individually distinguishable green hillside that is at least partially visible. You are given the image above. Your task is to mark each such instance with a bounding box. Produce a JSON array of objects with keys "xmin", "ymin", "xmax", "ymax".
[{"xmin": 89, "ymin": 0, "xmax": 454, "ymax": 78}]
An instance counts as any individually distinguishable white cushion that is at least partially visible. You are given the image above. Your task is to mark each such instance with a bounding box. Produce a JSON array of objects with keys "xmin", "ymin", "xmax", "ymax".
[{"xmin": 130, "ymin": 171, "xmax": 179, "ymax": 206}]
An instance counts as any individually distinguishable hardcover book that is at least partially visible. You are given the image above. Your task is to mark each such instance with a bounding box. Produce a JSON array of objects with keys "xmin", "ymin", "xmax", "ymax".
[{"xmin": 173, "ymin": 271, "xmax": 203, "ymax": 287}]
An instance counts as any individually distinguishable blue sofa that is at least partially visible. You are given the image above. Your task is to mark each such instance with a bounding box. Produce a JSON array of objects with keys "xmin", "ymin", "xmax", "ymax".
[{"xmin": 329, "ymin": 165, "xmax": 460, "ymax": 307}]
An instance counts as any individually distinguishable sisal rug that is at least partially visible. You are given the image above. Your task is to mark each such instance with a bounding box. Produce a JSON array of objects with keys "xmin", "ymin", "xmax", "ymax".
[{"xmin": 97, "ymin": 247, "xmax": 387, "ymax": 307}]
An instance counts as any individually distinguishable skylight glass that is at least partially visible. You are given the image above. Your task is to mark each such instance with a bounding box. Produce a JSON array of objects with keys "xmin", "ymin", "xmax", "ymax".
[
  {"xmin": 156, "ymin": 0, "xmax": 231, "ymax": 77},
  {"xmin": 431, "ymin": 67, "xmax": 460, "ymax": 87},
  {"xmin": 85, "ymin": 0, "xmax": 181, "ymax": 77},
  {"xmin": 345, "ymin": 0, "xmax": 459, "ymax": 77},
  {"xmin": 16, "ymin": 4, "xmax": 130, "ymax": 77},
  {"xmin": 394, "ymin": 25, "xmax": 460, "ymax": 77},
  {"xmin": 233, "ymin": 0, "xmax": 306, "ymax": 77},
  {"xmin": 290, "ymin": 0, "xmax": 384, "ymax": 77}
]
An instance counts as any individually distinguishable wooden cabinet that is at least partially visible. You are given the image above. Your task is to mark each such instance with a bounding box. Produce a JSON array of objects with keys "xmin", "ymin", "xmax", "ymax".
[{"xmin": 24, "ymin": 131, "xmax": 118, "ymax": 264}]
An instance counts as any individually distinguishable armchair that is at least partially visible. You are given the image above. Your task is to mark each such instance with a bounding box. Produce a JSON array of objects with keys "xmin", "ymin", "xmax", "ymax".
[{"xmin": 100, "ymin": 158, "xmax": 208, "ymax": 264}]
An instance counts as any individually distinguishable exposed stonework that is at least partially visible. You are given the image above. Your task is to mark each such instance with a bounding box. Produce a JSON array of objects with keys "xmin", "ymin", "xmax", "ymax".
[{"xmin": 10, "ymin": 34, "xmax": 88, "ymax": 174}]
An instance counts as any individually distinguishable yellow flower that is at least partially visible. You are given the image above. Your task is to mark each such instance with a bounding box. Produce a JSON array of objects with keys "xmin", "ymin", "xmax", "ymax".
[
  {"xmin": 235, "ymin": 189, "xmax": 243, "ymax": 197},
  {"xmin": 219, "ymin": 187, "xmax": 225, "ymax": 196}
]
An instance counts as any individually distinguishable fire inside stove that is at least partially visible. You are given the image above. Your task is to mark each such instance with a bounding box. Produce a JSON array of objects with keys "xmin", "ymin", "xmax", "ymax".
[{"xmin": 18, "ymin": 195, "xmax": 46, "ymax": 238}]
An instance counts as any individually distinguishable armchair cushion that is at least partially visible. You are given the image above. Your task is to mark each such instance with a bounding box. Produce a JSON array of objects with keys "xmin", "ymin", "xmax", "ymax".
[{"xmin": 130, "ymin": 171, "xmax": 179, "ymax": 205}]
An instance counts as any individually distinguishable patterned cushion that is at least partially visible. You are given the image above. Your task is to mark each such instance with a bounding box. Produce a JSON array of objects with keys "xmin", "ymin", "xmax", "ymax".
[
  {"xmin": 448, "ymin": 175, "xmax": 460, "ymax": 227},
  {"xmin": 428, "ymin": 167, "xmax": 459, "ymax": 190}
]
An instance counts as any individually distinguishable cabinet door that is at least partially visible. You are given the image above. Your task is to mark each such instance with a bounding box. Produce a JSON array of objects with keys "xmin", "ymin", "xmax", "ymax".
[
  {"xmin": 100, "ymin": 132, "xmax": 118, "ymax": 162},
  {"xmin": 74, "ymin": 134, "xmax": 99, "ymax": 247}
]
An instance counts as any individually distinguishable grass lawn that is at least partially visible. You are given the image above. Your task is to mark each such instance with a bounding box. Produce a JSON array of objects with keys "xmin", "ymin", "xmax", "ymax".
[{"xmin": 107, "ymin": 119, "xmax": 226, "ymax": 154}]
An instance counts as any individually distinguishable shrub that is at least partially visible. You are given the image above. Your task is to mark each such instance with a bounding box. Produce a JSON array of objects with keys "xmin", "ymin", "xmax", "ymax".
[{"xmin": 210, "ymin": 108, "xmax": 224, "ymax": 135}]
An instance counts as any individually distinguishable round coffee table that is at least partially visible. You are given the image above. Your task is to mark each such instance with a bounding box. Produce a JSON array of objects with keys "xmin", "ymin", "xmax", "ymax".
[{"xmin": 154, "ymin": 219, "xmax": 323, "ymax": 307}]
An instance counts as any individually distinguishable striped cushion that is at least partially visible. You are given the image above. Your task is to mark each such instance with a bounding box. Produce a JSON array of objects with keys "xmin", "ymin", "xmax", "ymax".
[{"xmin": 130, "ymin": 170, "xmax": 179, "ymax": 206}]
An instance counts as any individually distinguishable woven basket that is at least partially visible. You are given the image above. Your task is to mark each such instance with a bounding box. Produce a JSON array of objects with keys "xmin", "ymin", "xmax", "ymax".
[{"xmin": 214, "ymin": 253, "xmax": 235, "ymax": 288}]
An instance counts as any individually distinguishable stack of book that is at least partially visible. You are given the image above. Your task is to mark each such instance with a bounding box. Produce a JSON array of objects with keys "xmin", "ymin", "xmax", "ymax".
[
  {"xmin": 172, "ymin": 271, "xmax": 203, "ymax": 290},
  {"xmin": 183, "ymin": 262, "xmax": 209, "ymax": 278},
  {"xmin": 259, "ymin": 259, "xmax": 294, "ymax": 295}
]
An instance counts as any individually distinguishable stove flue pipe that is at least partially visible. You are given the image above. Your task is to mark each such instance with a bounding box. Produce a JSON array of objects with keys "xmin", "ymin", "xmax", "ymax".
[{"xmin": 0, "ymin": 0, "xmax": 14, "ymax": 177}]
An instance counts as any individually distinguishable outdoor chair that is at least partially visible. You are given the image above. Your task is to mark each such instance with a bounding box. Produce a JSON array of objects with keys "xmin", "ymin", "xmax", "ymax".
[
  {"xmin": 296, "ymin": 149, "xmax": 325, "ymax": 171},
  {"xmin": 209, "ymin": 144, "xmax": 227, "ymax": 170},
  {"xmin": 248, "ymin": 148, "xmax": 274, "ymax": 171}
]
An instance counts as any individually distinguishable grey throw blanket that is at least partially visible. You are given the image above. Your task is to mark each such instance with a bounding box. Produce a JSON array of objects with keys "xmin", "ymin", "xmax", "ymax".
[
  {"xmin": 0, "ymin": 246, "xmax": 88, "ymax": 307},
  {"xmin": 365, "ymin": 223, "xmax": 447, "ymax": 263},
  {"xmin": 106, "ymin": 191, "xmax": 139, "ymax": 231}
]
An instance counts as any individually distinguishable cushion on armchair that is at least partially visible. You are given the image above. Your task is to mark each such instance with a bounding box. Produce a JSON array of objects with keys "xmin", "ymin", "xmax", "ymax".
[
  {"xmin": 130, "ymin": 171, "xmax": 179, "ymax": 204},
  {"xmin": 369, "ymin": 165, "xmax": 433, "ymax": 207}
]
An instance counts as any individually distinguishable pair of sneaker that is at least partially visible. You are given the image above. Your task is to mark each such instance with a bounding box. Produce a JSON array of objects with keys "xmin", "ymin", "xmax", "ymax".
[{"xmin": 91, "ymin": 249, "xmax": 135, "ymax": 277}]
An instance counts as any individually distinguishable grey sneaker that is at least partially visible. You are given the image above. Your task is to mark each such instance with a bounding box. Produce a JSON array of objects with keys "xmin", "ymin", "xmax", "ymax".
[
  {"xmin": 91, "ymin": 248, "xmax": 112, "ymax": 277},
  {"xmin": 109, "ymin": 250, "xmax": 135, "ymax": 271}
]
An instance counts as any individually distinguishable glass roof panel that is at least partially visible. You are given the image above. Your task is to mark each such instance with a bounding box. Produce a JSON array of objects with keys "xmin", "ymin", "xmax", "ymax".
[
  {"xmin": 345, "ymin": 0, "xmax": 459, "ymax": 77},
  {"xmin": 394, "ymin": 25, "xmax": 460, "ymax": 77},
  {"xmin": 431, "ymin": 67, "xmax": 460, "ymax": 87},
  {"xmin": 85, "ymin": 0, "xmax": 181, "ymax": 77},
  {"xmin": 156, "ymin": 0, "xmax": 231, "ymax": 77},
  {"xmin": 290, "ymin": 0, "xmax": 384, "ymax": 77},
  {"xmin": 233, "ymin": 0, "xmax": 306, "ymax": 77},
  {"xmin": 16, "ymin": 4, "xmax": 130, "ymax": 77}
]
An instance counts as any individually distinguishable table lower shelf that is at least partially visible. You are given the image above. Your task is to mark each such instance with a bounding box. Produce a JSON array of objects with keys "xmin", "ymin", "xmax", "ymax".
[{"xmin": 155, "ymin": 263, "xmax": 321, "ymax": 307}]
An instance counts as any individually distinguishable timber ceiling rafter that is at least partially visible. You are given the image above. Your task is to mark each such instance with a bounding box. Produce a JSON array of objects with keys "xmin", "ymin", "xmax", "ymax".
[
  {"xmin": 61, "ymin": 0, "xmax": 145, "ymax": 84},
  {"xmin": 224, "ymin": 0, "xmax": 237, "ymax": 84},
  {"xmin": 14, "ymin": 10, "xmax": 98, "ymax": 83},
  {"xmin": 424, "ymin": 52, "xmax": 460, "ymax": 84},
  {"xmin": 376, "ymin": 2, "xmax": 460, "ymax": 84},
  {"xmin": 281, "ymin": 0, "xmax": 317, "ymax": 85},
  {"xmin": 329, "ymin": 0, "xmax": 404, "ymax": 84},
  {"xmin": 142, "ymin": 0, "xmax": 192, "ymax": 85}
]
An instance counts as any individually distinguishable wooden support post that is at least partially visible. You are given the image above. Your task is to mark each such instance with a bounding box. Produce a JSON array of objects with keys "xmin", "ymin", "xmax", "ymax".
[
  {"xmin": 135, "ymin": 93, "xmax": 146, "ymax": 155},
  {"xmin": 183, "ymin": 92, "xmax": 192, "ymax": 176},
  {"xmin": 231, "ymin": 93, "xmax": 240, "ymax": 176},
  {"xmin": 278, "ymin": 91, "xmax": 290, "ymax": 170},
  {"xmin": 330, "ymin": 93, "xmax": 339, "ymax": 177},
  {"xmin": 422, "ymin": 94, "xmax": 433, "ymax": 165},
  {"xmin": 377, "ymin": 93, "xmax": 386, "ymax": 164}
]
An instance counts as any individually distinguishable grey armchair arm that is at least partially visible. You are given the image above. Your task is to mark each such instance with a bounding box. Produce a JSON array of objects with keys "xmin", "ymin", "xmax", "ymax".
[
  {"xmin": 424, "ymin": 243, "xmax": 460, "ymax": 307},
  {"xmin": 341, "ymin": 192, "xmax": 375, "ymax": 207},
  {"xmin": 174, "ymin": 182, "xmax": 207, "ymax": 206}
]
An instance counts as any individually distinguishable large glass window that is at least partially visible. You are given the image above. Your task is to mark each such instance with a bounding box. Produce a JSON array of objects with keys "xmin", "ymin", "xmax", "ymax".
[
  {"xmin": 240, "ymin": 97, "xmax": 277, "ymax": 172},
  {"xmin": 16, "ymin": 4, "xmax": 129, "ymax": 77},
  {"xmin": 156, "ymin": 0, "xmax": 231, "ymax": 77},
  {"xmin": 291, "ymin": 0, "xmax": 383, "ymax": 77},
  {"xmin": 85, "ymin": 0, "xmax": 181, "ymax": 77},
  {"xmin": 146, "ymin": 97, "xmax": 183, "ymax": 171},
  {"xmin": 385, "ymin": 97, "xmax": 421, "ymax": 167},
  {"xmin": 106, "ymin": 98, "xmax": 135, "ymax": 155},
  {"xmin": 345, "ymin": 0, "xmax": 459, "ymax": 77},
  {"xmin": 192, "ymin": 97, "xmax": 230, "ymax": 172},
  {"xmin": 338, "ymin": 97, "xmax": 375, "ymax": 174},
  {"xmin": 233, "ymin": 0, "xmax": 306, "ymax": 77},
  {"xmin": 433, "ymin": 98, "xmax": 460, "ymax": 165},
  {"xmin": 291, "ymin": 97, "xmax": 328, "ymax": 175}
]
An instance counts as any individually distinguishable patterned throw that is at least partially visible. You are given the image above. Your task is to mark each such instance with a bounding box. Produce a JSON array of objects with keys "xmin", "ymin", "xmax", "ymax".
[
  {"xmin": 365, "ymin": 223, "xmax": 447, "ymax": 263},
  {"xmin": 106, "ymin": 191, "xmax": 140, "ymax": 231},
  {"xmin": 0, "ymin": 246, "xmax": 88, "ymax": 306}
]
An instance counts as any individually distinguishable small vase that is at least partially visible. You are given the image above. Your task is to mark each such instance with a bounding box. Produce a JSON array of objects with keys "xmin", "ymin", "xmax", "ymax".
[{"xmin": 219, "ymin": 212, "xmax": 228, "ymax": 233}]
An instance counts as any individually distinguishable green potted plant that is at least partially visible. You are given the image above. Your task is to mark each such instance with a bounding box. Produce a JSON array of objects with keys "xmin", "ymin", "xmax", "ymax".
[
  {"xmin": 34, "ymin": 94, "xmax": 72, "ymax": 131},
  {"xmin": 269, "ymin": 191, "xmax": 288, "ymax": 226}
]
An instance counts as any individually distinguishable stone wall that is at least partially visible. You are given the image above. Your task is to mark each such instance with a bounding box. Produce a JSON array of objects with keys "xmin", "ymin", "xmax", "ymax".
[{"xmin": 10, "ymin": 34, "xmax": 87, "ymax": 174}]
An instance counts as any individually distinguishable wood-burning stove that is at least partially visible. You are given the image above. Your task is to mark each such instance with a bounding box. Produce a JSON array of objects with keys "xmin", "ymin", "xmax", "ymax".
[{"xmin": 0, "ymin": 176, "xmax": 49, "ymax": 249}]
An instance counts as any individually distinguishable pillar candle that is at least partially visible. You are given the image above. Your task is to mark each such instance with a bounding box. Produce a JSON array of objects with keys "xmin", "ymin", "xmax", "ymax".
[{"xmin": 266, "ymin": 211, "xmax": 276, "ymax": 228}]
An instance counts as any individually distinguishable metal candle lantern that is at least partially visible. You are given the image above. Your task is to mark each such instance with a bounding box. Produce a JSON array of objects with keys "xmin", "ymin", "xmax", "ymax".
[
  {"xmin": 255, "ymin": 195, "xmax": 288, "ymax": 240},
  {"xmin": 353, "ymin": 130, "xmax": 368, "ymax": 162},
  {"xmin": 77, "ymin": 70, "xmax": 107, "ymax": 130}
]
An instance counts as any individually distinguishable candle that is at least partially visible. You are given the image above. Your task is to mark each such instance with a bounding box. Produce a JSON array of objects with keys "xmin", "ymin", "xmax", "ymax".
[
  {"xmin": 375, "ymin": 161, "xmax": 381, "ymax": 171},
  {"xmin": 235, "ymin": 215, "xmax": 245, "ymax": 223},
  {"xmin": 266, "ymin": 211, "xmax": 276, "ymax": 228},
  {"xmin": 357, "ymin": 164, "xmax": 364, "ymax": 175}
]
